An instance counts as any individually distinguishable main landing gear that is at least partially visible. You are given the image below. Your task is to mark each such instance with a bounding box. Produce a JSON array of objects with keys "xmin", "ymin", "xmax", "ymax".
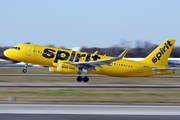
[
  {"xmin": 77, "ymin": 76, "xmax": 89, "ymax": 82},
  {"xmin": 77, "ymin": 68, "xmax": 89, "ymax": 82},
  {"xmin": 22, "ymin": 63, "xmax": 28, "ymax": 73}
]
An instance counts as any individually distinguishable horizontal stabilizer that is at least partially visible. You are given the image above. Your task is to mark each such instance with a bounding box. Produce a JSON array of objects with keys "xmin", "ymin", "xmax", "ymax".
[{"xmin": 151, "ymin": 67, "xmax": 180, "ymax": 73}]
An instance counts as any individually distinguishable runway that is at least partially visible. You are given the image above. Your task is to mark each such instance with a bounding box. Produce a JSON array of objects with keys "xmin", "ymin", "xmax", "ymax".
[
  {"xmin": 0, "ymin": 81, "xmax": 180, "ymax": 88},
  {"xmin": 0, "ymin": 103, "xmax": 180, "ymax": 115},
  {"xmin": 0, "ymin": 103, "xmax": 180, "ymax": 120},
  {"xmin": 0, "ymin": 114, "xmax": 180, "ymax": 120}
]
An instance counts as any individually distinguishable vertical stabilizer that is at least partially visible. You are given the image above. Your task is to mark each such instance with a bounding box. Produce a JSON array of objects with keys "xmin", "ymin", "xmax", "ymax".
[{"xmin": 141, "ymin": 39, "xmax": 175, "ymax": 67}]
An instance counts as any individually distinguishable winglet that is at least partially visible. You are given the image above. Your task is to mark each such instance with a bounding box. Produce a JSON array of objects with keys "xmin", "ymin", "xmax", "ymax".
[{"xmin": 118, "ymin": 48, "xmax": 129, "ymax": 58}]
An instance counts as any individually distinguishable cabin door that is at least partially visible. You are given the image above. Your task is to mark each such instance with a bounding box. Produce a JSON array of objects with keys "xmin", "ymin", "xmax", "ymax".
[{"xmin": 26, "ymin": 45, "xmax": 32, "ymax": 56}]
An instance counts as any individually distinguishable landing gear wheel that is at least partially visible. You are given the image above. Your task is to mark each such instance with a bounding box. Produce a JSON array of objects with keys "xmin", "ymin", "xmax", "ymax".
[
  {"xmin": 77, "ymin": 76, "xmax": 83, "ymax": 82},
  {"xmin": 83, "ymin": 76, "xmax": 89, "ymax": 82},
  {"xmin": 22, "ymin": 69, "xmax": 27, "ymax": 73}
]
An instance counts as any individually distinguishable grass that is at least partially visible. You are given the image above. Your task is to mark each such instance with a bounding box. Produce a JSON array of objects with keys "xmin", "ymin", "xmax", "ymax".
[
  {"xmin": 0, "ymin": 88, "xmax": 180, "ymax": 103},
  {"xmin": 0, "ymin": 90, "xmax": 179, "ymax": 98}
]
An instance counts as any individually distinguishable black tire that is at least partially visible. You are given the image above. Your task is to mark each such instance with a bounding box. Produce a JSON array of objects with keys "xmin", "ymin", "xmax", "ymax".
[
  {"xmin": 83, "ymin": 76, "xmax": 89, "ymax": 82},
  {"xmin": 77, "ymin": 76, "xmax": 83, "ymax": 82},
  {"xmin": 22, "ymin": 69, "xmax": 27, "ymax": 73}
]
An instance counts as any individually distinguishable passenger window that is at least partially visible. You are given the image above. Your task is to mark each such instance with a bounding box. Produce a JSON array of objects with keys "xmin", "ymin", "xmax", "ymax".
[
  {"xmin": 18, "ymin": 47, "xmax": 20, "ymax": 50},
  {"xmin": 114, "ymin": 63, "xmax": 116, "ymax": 65}
]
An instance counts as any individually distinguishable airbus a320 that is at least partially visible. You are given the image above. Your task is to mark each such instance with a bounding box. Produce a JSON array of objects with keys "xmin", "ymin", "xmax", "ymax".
[{"xmin": 4, "ymin": 39, "xmax": 176, "ymax": 82}]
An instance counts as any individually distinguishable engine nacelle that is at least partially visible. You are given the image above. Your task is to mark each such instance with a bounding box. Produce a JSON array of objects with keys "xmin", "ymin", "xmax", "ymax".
[{"xmin": 49, "ymin": 62, "xmax": 79, "ymax": 74}]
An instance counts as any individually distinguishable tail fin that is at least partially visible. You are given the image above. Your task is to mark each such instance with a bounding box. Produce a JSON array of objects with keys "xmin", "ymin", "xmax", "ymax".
[{"xmin": 141, "ymin": 39, "xmax": 175, "ymax": 67}]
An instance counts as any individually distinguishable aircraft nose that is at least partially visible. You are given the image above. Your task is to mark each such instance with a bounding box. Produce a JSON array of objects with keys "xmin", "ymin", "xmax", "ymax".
[{"xmin": 3, "ymin": 49, "xmax": 11, "ymax": 58}]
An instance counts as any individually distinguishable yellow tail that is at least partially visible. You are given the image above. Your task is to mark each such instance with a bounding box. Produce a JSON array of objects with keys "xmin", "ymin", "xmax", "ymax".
[{"xmin": 141, "ymin": 39, "xmax": 175, "ymax": 67}]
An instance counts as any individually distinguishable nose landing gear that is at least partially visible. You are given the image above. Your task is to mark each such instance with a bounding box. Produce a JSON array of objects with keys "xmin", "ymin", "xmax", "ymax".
[
  {"xmin": 22, "ymin": 63, "xmax": 28, "ymax": 73},
  {"xmin": 22, "ymin": 69, "xmax": 27, "ymax": 73}
]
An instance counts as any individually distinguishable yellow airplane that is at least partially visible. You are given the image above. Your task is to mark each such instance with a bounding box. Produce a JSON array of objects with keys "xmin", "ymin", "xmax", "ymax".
[{"xmin": 3, "ymin": 39, "xmax": 176, "ymax": 82}]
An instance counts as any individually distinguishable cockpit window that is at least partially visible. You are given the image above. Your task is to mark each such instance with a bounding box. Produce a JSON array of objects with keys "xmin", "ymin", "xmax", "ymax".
[{"xmin": 11, "ymin": 47, "xmax": 20, "ymax": 50}]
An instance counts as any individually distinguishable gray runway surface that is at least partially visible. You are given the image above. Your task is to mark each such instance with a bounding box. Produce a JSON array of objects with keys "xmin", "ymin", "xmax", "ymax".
[
  {"xmin": 0, "ymin": 103, "xmax": 180, "ymax": 120},
  {"xmin": 0, "ymin": 103, "xmax": 180, "ymax": 115},
  {"xmin": 0, "ymin": 81, "xmax": 180, "ymax": 88},
  {"xmin": 0, "ymin": 114, "xmax": 180, "ymax": 120}
]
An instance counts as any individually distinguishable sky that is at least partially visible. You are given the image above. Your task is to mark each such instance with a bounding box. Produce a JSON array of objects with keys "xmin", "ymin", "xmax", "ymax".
[{"xmin": 0, "ymin": 0, "xmax": 179, "ymax": 48}]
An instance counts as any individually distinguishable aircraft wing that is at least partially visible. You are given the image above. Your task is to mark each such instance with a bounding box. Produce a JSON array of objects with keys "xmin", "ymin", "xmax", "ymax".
[{"xmin": 64, "ymin": 48, "xmax": 129, "ymax": 70}]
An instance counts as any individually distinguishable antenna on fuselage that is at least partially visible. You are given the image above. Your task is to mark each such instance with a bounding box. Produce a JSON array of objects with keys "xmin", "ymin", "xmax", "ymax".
[{"xmin": 25, "ymin": 42, "xmax": 32, "ymax": 44}]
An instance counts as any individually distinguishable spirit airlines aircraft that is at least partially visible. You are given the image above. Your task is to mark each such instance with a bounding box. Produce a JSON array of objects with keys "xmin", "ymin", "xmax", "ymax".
[{"xmin": 3, "ymin": 39, "xmax": 176, "ymax": 82}]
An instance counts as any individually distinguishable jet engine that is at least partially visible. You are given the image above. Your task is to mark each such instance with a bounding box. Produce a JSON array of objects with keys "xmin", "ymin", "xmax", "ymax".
[{"xmin": 49, "ymin": 62, "xmax": 79, "ymax": 74}]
